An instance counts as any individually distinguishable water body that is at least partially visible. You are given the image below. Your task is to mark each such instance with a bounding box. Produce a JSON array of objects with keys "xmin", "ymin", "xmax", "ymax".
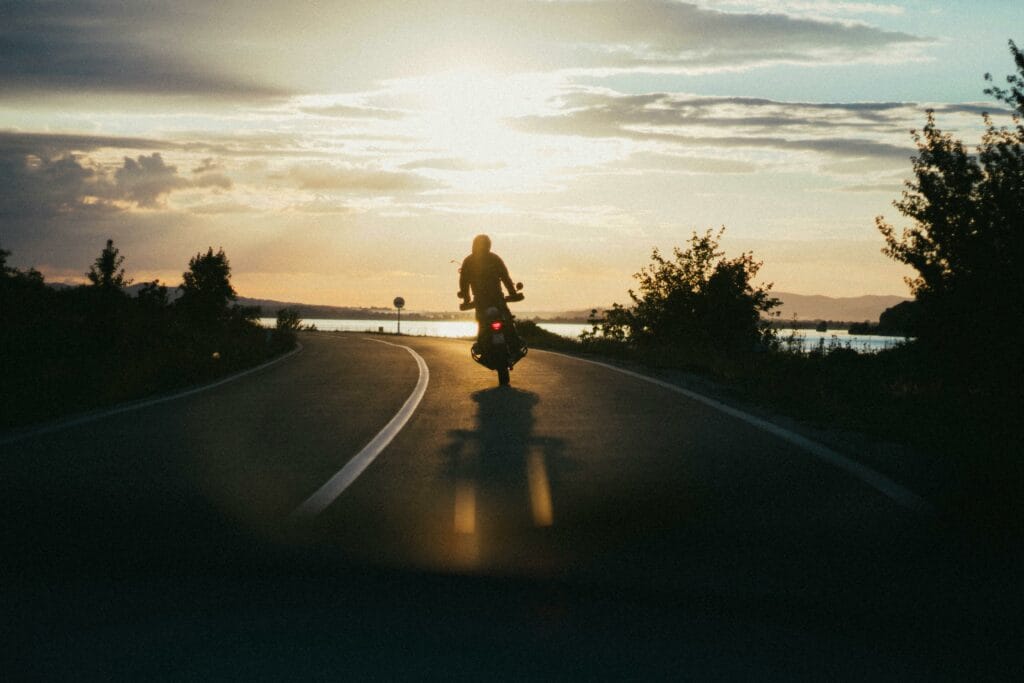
[
  {"xmin": 777, "ymin": 329, "xmax": 909, "ymax": 353},
  {"xmin": 260, "ymin": 318, "xmax": 905, "ymax": 352},
  {"xmin": 259, "ymin": 318, "xmax": 590, "ymax": 339}
]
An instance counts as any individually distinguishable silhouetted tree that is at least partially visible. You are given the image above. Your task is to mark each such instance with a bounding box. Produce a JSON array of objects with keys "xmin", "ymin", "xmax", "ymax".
[
  {"xmin": 876, "ymin": 39, "xmax": 1023, "ymax": 384},
  {"xmin": 137, "ymin": 280, "xmax": 169, "ymax": 310},
  {"xmin": 877, "ymin": 300, "xmax": 919, "ymax": 336},
  {"xmin": 984, "ymin": 39, "xmax": 1024, "ymax": 113},
  {"xmin": 587, "ymin": 228, "xmax": 779, "ymax": 356},
  {"xmin": 0, "ymin": 246, "xmax": 44, "ymax": 287},
  {"xmin": 87, "ymin": 239, "xmax": 132, "ymax": 292},
  {"xmin": 276, "ymin": 307, "xmax": 302, "ymax": 332},
  {"xmin": 177, "ymin": 247, "xmax": 236, "ymax": 323}
]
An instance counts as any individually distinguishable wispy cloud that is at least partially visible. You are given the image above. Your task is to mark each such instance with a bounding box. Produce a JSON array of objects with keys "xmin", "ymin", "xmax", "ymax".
[
  {"xmin": 283, "ymin": 162, "xmax": 442, "ymax": 193},
  {"xmin": 400, "ymin": 158, "xmax": 506, "ymax": 172},
  {"xmin": 0, "ymin": 131, "xmax": 174, "ymax": 155},
  {"xmin": 0, "ymin": 2, "xmax": 283, "ymax": 97},
  {"xmin": 513, "ymin": 90, "xmax": 925, "ymax": 161},
  {"xmin": 0, "ymin": 1, "xmax": 930, "ymax": 98},
  {"xmin": 701, "ymin": 1, "xmax": 906, "ymax": 19},
  {"xmin": 300, "ymin": 104, "xmax": 406, "ymax": 120}
]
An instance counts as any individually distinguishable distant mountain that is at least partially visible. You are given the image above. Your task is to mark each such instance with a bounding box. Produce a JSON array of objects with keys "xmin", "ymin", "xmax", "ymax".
[
  {"xmin": 772, "ymin": 292, "xmax": 910, "ymax": 323},
  {"xmin": 527, "ymin": 294, "xmax": 911, "ymax": 324},
  {"xmin": 102, "ymin": 284, "xmax": 905, "ymax": 324}
]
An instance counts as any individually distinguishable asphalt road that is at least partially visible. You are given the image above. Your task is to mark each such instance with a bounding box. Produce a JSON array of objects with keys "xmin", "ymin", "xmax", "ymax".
[{"xmin": 2, "ymin": 333, "xmax": 1019, "ymax": 679}]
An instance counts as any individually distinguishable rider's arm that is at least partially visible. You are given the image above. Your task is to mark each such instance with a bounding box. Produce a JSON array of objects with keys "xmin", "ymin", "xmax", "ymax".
[
  {"xmin": 458, "ymin": 257, "xmax": 471, "ymax": 301},
  {"xmin": 495, "ymin": 255, "xmax": 515, "ymax": 296}
]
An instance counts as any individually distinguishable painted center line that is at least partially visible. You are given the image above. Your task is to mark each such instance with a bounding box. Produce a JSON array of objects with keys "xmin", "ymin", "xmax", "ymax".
[
  {"xmin": 291, "ymin": 337, "xmax": 430, "ymax": 520},
  {"xmin": 537, "ymin": 349, "xmax": 935, "ymax": 517}
]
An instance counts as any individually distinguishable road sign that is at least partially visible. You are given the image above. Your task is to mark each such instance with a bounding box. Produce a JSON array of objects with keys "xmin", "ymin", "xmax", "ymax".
[{"xmin": 393, "ymin": 296, "xmax": 405, "ymax": 334}]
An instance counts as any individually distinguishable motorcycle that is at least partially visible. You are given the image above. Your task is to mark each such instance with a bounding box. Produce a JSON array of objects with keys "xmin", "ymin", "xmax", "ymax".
[{"xmin": 459, "ymin": 283, "xmax": 528, "ymax": 386}]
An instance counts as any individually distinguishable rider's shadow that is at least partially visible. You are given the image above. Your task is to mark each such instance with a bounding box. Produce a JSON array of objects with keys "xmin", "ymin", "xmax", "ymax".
[{"xmin": 442, "ymin": 388, "xmax": 572, "ymax": 537}]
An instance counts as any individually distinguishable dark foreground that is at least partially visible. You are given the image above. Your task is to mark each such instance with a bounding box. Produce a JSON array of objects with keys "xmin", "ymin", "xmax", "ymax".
[{"xmin": 2, "ymin": 334, "xmax": 1020, "ymax": 679}]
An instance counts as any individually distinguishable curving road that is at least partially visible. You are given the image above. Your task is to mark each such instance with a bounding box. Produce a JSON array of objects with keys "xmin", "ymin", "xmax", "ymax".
[{"xmin": 2, "ymin": 332, "xmax": 1017, "ymax": 678}]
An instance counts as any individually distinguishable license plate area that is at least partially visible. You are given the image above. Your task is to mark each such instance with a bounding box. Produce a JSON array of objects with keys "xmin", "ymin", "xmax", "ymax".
[{"xmin": 491, "ymin": 333, "xmax": 505, "ymax": 345}]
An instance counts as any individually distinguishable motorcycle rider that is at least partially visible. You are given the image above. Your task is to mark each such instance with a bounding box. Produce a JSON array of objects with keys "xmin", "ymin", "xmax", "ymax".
[{"xmin": 458, "ymin": 234, "xmax": 524, "ymax": 357}]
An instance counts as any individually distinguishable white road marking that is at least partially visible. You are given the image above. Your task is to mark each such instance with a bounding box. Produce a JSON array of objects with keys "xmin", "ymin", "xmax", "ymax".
[
  {"xmin": 291, "ymin": 338, "xmax": 430, "ymax": 520},
  {"xmin": 0, "ymin": 343, "xmax": 304, "ymax": 447},
  {"xmin": 536, "ymin": 350, "xmax": 936, "ymax": 517}
]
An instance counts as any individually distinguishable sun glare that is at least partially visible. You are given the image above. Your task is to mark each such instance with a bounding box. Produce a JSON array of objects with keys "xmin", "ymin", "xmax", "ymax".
[
  {"xmin": 392, "ymin": 68, "xmax": 581, "ymax": 192},
  {"xmin": 414, "ymin": 68, "xmax": 531, "ymax": 155}
]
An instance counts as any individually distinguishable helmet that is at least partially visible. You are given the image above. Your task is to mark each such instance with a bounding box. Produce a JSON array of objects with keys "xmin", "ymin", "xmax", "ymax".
[{"xmin": 472, "ymin": 234, "xmax": 491, "ymax": 255}]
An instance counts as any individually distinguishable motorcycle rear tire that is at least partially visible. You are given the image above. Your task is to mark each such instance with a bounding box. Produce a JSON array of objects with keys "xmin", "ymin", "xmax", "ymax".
[{"xmin": 497, "ymin": 366, "xmax": 510, "ymax": 386}]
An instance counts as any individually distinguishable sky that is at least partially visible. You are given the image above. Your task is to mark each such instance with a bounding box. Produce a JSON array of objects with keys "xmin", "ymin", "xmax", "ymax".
[{"xmin": 1, "ymin": 1, "xmax": 1021, "ymax": 312}]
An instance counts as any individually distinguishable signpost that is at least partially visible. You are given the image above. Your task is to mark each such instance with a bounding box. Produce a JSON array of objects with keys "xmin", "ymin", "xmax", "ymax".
[{"xmin": 393, "ymin": 296, "xmax": 405, "ymax": 335}]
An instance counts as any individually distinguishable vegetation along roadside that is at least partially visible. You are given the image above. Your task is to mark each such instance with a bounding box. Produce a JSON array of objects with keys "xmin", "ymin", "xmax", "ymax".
[
  {"xmin": 523, "ymin": 41, "xmax": 1024, "ymax": 534},
  {"xmin": 1, "ymin": 241, "xmax": 299, "ymax": 430}
]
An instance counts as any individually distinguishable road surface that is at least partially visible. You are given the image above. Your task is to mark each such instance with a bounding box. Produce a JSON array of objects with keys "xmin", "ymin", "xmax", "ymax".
[{"xmin": 2, "ymin": 333, "xmax": 1018, "ymax": 678}]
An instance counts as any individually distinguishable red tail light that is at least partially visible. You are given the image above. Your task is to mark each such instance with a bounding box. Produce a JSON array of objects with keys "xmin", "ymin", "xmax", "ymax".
[{"xmin": 490, "ymin": 321, "xmax": 504, "ymax": 331}]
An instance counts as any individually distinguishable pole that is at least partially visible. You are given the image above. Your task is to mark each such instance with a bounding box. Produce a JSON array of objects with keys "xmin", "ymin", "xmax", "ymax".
[{"xmin": 393, "ymin": 296, "xmax": 405, "ymax": 336}]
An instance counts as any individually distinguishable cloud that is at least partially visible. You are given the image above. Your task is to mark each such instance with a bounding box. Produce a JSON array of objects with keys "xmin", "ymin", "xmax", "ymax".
[
  {"xmin": 0, "ymin": 2, "xmax": 283, "ymax": 97},
  {"xmin": 399, "ymin": 158, "xmax": 506, "ymax": 172},
  {"xmin": 0, "ymin": 131, "xmax": 174, "ymax": 156},
  {"xmin": 700, "ymin": 1, "xmax": 906, "ymax": 19},
  {"xmin": 0, "ymin": 1, "xmax": 929, "ymax": 98},
  {"xmin": 192, "ymin": 172, "xmax": 233, "ymax": 190},
  {"xmin": 490, "ymin": 1, "xmax": 927, "ymax": 75},
  {"xmin": 300, "ymin": 104, "xmax": 405, "ymax": 120},
  {"xmin": 513, "ymin": 90, "xmax": 916, "ymax": 161},
  {"xmin": 835, "ymin": 182, "xmax": 904, "ymax": 193},
  {"xmin": 191, "ymin": 158, "xmax": 223, "ymax": 174},
  {"xmin": 0, "ymin": 151, "xmax": 110, "ymax": 219},
  {"xmin": 0, "ymin": 135, "xmax": 235, "ymax": 224},
  {"xmin": 188, "ymin": 200, "xmax": 254, "ymax": 215},
  {"xmin": 285, "ymin": 163, "xmax": 442, "ymax": 193},
  {"xmin": 113, "ymin": 154, "xmax": 192, "ymax": 207},
  {"xmin": 616, "ymin": 152, "xmax": 759, "ymax": 175}
]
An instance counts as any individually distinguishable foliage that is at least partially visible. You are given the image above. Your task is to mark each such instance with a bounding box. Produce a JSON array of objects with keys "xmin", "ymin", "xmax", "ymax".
[
  {"xmin": 1, "ymin": 243, "xmax": 290, "ymax": 430},
  {"xmin": 984, "ymin": 39, "xmax": 1024, "ymax": 113},
  {"xmin": 178, "ymin": 247, "xmax": 237, "ymax": 322},
  {"xmin": 584, "ymin": 228, "xmax": 779, "ymax": 361},
  {"xmin": 137, "ymin": 280, "xmax": 169, "ymax": 309},
  {"xmin": 846, "ymin": 300, "xmax": 919, "ymax": 336},
  {"xmin": 86, "ymin": 239, "xmax": 132, "ymax": 292},
  {"xmin": 876, "ymin": 40, "xmax": 1023, "ymax": 390},
  {"xmin": 276, "ymin": 307, "xmax": 303, "ymax": 332},
  {"xmin": 877, "ymin": 300, "xmax": 919, "ymax": 336}
]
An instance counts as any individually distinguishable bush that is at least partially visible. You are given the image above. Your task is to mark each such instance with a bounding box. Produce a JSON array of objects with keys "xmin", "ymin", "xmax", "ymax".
[{"xmin": 584, "ymin": 227, "xmax": 779, "ymax": 365}]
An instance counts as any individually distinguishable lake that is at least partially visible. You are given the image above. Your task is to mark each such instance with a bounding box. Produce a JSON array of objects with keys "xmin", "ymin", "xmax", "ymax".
[
  {"xmin": 260, "ymin": 318, "xmax": 907, "ymax": 353},
  {"xmin": 259, "ymin": 318, "xmax": 588, "ymax": 339}
]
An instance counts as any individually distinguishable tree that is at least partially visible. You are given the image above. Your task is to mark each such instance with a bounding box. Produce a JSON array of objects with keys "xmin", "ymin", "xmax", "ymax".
[
  {"xmin": 177, "ymin": 247, "xmax": 237, "ymax": 322},
  {"xmin": 588, "ymin": 228, "xmax": 779, "ymax": 355},
  {"xmin": 876, "ymin": 39, "xmax": 1023, "ymax": 378},
  {"xmin": 276, "ymin": 307, "xmax": 302, "ymax": 332},
  {"xmin": 87, "ymin": 239, "xmax": 132, "ymax": 292},
  {"xmin": 137, "ymin": 280, "xmax": 169, "ymax": 310}
]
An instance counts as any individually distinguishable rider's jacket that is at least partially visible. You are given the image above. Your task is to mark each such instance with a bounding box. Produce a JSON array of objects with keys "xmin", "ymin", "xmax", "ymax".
[{"xmin": 459, "ymin": 252, "xmax": 515, "ymax": 314}]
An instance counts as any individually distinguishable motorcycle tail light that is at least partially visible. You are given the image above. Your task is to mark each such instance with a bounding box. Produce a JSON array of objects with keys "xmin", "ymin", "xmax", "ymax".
[{"xmin": 490, "ymin": 321, "xmax": 504, "ymax": 331}]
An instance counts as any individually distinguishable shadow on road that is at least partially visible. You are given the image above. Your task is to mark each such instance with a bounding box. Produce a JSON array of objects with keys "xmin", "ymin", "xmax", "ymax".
[{"xmin": 441, "ymin": 387, "xmax": 571, "ymax": 570}]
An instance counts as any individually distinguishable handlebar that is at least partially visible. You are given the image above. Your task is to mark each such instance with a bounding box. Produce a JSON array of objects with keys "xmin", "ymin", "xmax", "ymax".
[{"xmin": 459, "ymin": 290, "xmax": 525, "ymax": 312}]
